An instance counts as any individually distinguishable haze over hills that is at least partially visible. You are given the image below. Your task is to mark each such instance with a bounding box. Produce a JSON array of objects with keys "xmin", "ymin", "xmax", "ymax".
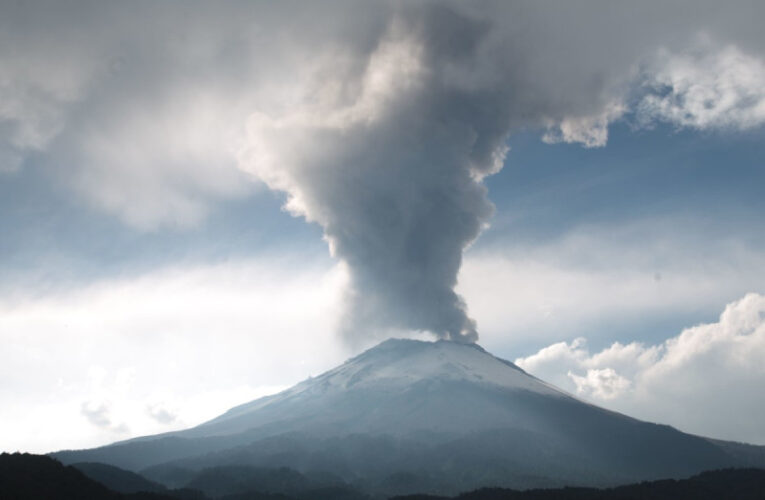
[{"xmin": 53, "ymin": 339, "xmax": 765, "ymax": 496}]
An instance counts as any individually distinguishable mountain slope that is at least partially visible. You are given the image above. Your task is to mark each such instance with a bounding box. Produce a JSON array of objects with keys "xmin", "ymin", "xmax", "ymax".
[
  {"xmin": 71, "ymin": 461, "xmax": 168, "ymax": 494},
  {"xmin": 191, "ymin": 339, "xmax": 566, "ymax": 438},
  {"xmin": 53, "ymin": 339, "xmax": 765, "ymax": 495}
]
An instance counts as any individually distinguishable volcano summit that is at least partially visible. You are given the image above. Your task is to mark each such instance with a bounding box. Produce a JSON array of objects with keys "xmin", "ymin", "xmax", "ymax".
[{"xmin": 54, "ymin": 339, "xmax": 765, "ymax": 496}]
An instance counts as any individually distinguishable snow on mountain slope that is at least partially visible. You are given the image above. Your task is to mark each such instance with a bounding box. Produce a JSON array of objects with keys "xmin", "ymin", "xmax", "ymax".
[
  {"xmin": 52, "ymin": 338, "xmax": 765, "ymax": 491},
  {"xmin": 306, "ymin": 338, "xmax": 563, "ymax": 393},
  {"xmin": 187, "ymin": 338, "xmax": 572, "ymax": 437}
]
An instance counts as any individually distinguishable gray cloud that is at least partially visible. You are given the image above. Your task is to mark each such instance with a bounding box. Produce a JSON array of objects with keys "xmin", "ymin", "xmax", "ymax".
[
  {"xmin": 240, "ymin": 5, "xmax": 511, "ymax": 342},
  {"xmin": 238, "ymin": 1, "xmax": 765, "ymax": 343},
  {"xmin": 0, "ymin": 1, "xmax": 388, "ymax": 228},
  {"xmin": 80, "ymin": 401, "xmax": 129, "ymax": 434},
  {"xmin": 146, "ymin": 404, "xmax": 177, "ymax": 425},
  {"xmin": 2, "ymin": 1, "xmax": 765, "ymax": 343},
  {"xmin": 80, "ymin": 401, "xmax": 111, "ymax": 428}
]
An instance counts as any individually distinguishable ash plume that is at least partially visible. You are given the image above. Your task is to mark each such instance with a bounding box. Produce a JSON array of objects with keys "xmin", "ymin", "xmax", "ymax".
[
  {"xmin": 238, "ymin": 0, "xmax": 765, "ymax": 343},
  {"xmin": 4, "ymin": 1, "xmax": 765, "ymax": 343},
  {"xmin": 240, "ymin": 5, "xmax": 513, "ymax": 343}
]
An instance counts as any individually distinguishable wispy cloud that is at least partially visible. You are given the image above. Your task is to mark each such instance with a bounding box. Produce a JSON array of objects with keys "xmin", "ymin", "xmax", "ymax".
[
  {"xmin": 80, "ymin": 401, "xmax": 113, "ymax": 429},
  {"xmin": 0, "ymin": 257, "xmax": 344, "ymax": 453},
  {"xmin": 461, "ymin": 217, "xmax": 765, "ymax": 347},
  {"xmin": 146, "ymin": 403, "xmax": 178, "ymax": 425},
  {"xmin": 80, "ymin": 401, "xmax": 130, "ymax": 435}
]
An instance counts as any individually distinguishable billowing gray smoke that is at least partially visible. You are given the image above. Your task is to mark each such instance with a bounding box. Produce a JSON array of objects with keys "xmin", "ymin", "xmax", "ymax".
[
  {"xmin": 240, "ymin": 5, "xmax": 520, "ymax": 342},
  {"xmin": 238, "ymin": 1, "xmax": 765, "ymax": 343},
  {"xmin": 4, "ymin": 1, "xmax": 765, "ymax": 343}
]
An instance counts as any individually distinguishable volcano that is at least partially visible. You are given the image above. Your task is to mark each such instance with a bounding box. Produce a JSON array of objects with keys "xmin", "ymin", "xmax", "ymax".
[{"xmin": 53, "ymin": 339, "xmax": 765, "ymax": 496}]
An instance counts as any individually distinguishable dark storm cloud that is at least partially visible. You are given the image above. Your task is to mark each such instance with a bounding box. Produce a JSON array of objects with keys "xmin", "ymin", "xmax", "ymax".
[{"xmin": 2, "ymin": 1, "xmax": 765, "ymax": 342}]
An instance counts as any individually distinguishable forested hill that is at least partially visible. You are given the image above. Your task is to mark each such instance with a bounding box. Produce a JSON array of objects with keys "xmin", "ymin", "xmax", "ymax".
[
  {"xmin": 0, "ymin": 453, "xmax": 203, "ymax": 500},
  {"xmin": 392, "ymin": 469, "xmax": 765, "ymax": 500},
  {"xmin": 3, "ymin": 453, "xmax": 765, "ymax": 500}
]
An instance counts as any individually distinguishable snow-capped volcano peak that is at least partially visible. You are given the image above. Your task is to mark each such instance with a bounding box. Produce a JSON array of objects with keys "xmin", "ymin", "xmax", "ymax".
[
  {"xmin": 55, "ymin": 337, "xmax": 765, "ymax": 493},
  {"xmin": 190, "ymin": 338, "xmax": 569, "ymax": 438},
  {"xmin": 299, "ymin": 338, "xmax": 562, "ymax": 395}
]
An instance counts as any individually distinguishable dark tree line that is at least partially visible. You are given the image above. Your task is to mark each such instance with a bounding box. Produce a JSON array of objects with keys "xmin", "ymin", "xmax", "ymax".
[{"xmin": 2, "ymin": 453, "xmax": 765, "ymax": 500}]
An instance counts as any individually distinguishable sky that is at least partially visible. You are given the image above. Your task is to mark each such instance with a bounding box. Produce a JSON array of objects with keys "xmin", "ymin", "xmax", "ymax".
[{"xmin": 1, "ymin": 0, "xmax": 765, "ymax": 452}]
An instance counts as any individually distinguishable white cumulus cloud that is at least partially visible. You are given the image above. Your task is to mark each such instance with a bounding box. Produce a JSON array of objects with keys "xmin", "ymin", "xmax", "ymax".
[
  {"xmin": 544, "ymin": 40, "xmax": 765, "ymax": 148},
  {"xmin": 515, "ymin": 293, "xmax": 765, "ymax": 444},
  {"xmin": 637, "ymin": 43, "xmax": 765, "ymax": 131},
  {"xmin": 568, "ymin": 368, "xmax": 631, "ymax": 400}
]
